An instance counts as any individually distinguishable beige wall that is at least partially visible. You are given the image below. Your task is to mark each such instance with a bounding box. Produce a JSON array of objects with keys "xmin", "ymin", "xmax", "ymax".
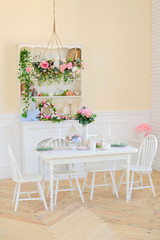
[{"xmin": 0, "ymin": 0, "xmax": 151, "ymax": 113}]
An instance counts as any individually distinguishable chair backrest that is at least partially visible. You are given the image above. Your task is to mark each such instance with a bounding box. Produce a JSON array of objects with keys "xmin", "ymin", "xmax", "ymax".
[
  {"xmin": 38, "ymin": 138, "xmax": 69, "ymax": 149},
  {"xmin": 136, "ymin": 135, "xmax": 158, "ymax": 169},
  {"xmin": 7, "ymin": 144, "xmax": 23, "ymax": 182}
]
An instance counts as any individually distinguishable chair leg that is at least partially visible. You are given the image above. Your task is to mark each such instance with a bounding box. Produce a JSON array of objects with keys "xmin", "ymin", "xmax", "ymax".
[
  {"xmin": 69, "ymin": 177, "xmax": 74, "ymax": 196},
  {"xmin": 103, "ymin": 173, "xmax": 108, "ymax": 191},
  {"xmin": 148, "ymin": 173, "xmax": 156, "ymax": 197},
  {"xmin": 75, "ymin": 176, "xmax": 84, "ymax": 203},
  {"xmin": 37, "ymin": 182, "xmax": 43, "ymax": 201},
  {"xmin": 110, "ymin": 171, "xmax": 119, "ymax": 198},
  {"xmin": 37, "ymin": 181, "xmax": 48, "ymax": 210},
  {"xmin": 140, "ymin": 174, "xmax": 143, "ymax": 190},
  {"xmin": 90, "ymin": 172, "xmax": 95, "ymax": 200},
  {"xmin": 129, "ymin": 172, "xmax": 134, "ymax": 200},
  {"xmin": 117, "ymin": 170, "xmax": 125, "ymax": 193},
  {"xmin": 12, "ymin": 183, "xmax": 18, "ymax": 204},
  {"xmin": 54, "ymin": 179, "xmax": 59, "ymax": 206},
  {"xmin": 82, "ymin": 173, "xmax": 88, "ymax": 192},
  {"xmin": 14, "ymin": 183, "xmax": 21, "ymax": 212},
  {"xmin": 47, "ymin": 183, "xmax": 50, "ymax": 198}
]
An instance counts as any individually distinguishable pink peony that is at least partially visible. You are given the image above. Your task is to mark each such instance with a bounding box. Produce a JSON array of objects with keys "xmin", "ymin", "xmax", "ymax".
[
  {"xmin": 59, "ymin": 64, "xmax": 66, "ymax": 73},
  {"xmin": 81, "ymin": 109, "xmax": 92, "ymax": 118},
  {"xmin": 66, "ymin": 62, "xmax": 72, "ymax": 69},
  {"xmin": 26, "ymin": 66, "xmax": 31, "ymax": 73},
  {"xmin": 136, "ymin": 123, "xmax": 152, "ymax": 133},
  {"xmin": 40, "ymin": 61, "xmax": 49, "ymax": 69}
]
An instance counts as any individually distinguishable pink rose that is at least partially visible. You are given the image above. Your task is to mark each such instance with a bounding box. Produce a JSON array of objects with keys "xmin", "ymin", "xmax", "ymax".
[
  {"xmin": 56, "ymin": 114, "xmax": 61, "ymax": 117},
  {"xmin": 81, "ymin": 62, "xmax": 84, "ymax": 68},
  {"xmin": 76, "ymin": 69, "xmax": 80, "ymax": 74},
  {"xmin": 42, "ymin": 100, "xmax": 46, "ymax": 103},
  {"xmin": 66, "ymin": 62, "xmax": 72, "ymax": 69},
  {"xmin": 72, "ymin": 73, "xmax": 76, "ymax": 77},
  {"xmin": 40, "ymin": 61, "xmax": 49, "ymax": 69},
  {"xmin": 26, "ymin": 66, "xmax": 31, "ymax": 73},
  {"xmin": 34, "ymin": 72, "xmax": 36, "ymax": 75},
  {"xmin": 59, "ymin": 64, "xmax": 66, "ymax": 73},
  {"xmin": 77, "ymin": 109, "xmax": 83, "ymax": 114}
]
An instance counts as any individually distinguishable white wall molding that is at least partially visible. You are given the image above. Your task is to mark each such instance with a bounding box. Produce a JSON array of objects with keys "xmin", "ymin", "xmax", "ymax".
[{"xmin": 0, "ymin": 110, "xmax": 151, "ymax": 179}]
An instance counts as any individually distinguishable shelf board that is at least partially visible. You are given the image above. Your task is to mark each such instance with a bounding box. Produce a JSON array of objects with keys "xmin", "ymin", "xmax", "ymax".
[
  {"xmin": 30, "ymin": 78, "xmax": 81, "ymax": 81},
  {"xmin": 21, "ymin": 96, "xmax": 82, "ymax": 99}
]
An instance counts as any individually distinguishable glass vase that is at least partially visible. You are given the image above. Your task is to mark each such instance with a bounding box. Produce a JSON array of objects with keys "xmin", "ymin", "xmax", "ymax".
[{"xmin": 82, "ymin": 125, "xmax": 88, "ymax": 146}]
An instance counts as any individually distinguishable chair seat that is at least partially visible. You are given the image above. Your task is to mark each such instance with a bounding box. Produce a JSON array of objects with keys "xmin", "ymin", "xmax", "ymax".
[
  {"xmin": 122, "ymin": 165, "xmax": 152, "ymax": 172},
  {"xmin": 15, "ymin": 173, "xmax": 43, "ymax": 183}
]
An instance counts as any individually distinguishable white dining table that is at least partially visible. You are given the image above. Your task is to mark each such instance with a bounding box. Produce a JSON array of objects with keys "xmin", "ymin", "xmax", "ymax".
[{"xmin": 37, "ymin": 146, "xmax": 138, "ymax": 211}]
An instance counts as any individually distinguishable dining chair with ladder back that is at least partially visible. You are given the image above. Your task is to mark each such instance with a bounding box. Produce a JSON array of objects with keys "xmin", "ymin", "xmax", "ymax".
[{"xmin": 118, "ymin": 134, "xmax": 158, "ymax": 200}]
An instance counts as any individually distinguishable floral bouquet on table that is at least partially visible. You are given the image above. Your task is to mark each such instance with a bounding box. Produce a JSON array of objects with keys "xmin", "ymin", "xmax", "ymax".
[
  {"xmin": 136, "ymin": 123, "xmax": 152, "ymax": 139},
  {"xmin": 75, "ymin": 106, "xmax": 96, "ymax": 146},
  {"xmin": 75, "ymin": 106, "xmax": 96, "ymax": 126}
]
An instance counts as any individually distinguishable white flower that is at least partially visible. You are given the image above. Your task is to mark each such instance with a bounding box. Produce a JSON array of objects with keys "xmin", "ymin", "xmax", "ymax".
[
  {"xmin": 61, "ymin": 58, "xmax": 66, "ymax": 62},
  {"xmin": 54, "ymin": 61, "xmax": 60, "ymax": 68},
  {"xmin": 54, "ymin": 56, "xmax": 60, "ymax": 61},
  {"xmin": 72, "ymin": 66, "xmax": 77, "ymax": 72}
]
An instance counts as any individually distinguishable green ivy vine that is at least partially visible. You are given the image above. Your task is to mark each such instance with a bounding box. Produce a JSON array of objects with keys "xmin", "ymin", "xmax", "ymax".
[{"xmin": 18, "ymin": 49, "xmax": 36, "ymax": 118}]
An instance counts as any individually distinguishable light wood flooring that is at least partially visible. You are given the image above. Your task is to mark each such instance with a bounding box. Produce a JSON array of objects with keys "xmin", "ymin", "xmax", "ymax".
[{"xmin": 0, "ymin": 171, "xmax": 160, "ymax": 240}]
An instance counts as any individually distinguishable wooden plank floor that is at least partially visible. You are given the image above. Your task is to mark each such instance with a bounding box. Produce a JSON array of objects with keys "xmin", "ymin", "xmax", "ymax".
[{"xmin": 0, "ymin": 171, "xmax": 160, "ymax": 240}]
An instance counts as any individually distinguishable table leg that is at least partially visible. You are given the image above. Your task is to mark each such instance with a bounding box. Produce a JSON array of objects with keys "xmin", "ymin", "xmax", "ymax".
[
  {"xmin": 40, "ymin": 159, "xmax": 45, "ymax": 192},
  {"xmin": 126, "ymin": 154, "xmax": 131, "ymax": 202},
  {"xmin": 49, "ymin": 164, "xmax": 54, "ymax": 211}
]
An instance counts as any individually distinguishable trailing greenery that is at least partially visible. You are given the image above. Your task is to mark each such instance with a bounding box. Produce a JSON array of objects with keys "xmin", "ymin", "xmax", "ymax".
[{"xmin": 18, "ymin": 49, "xmax": 35, "ymax": 118}]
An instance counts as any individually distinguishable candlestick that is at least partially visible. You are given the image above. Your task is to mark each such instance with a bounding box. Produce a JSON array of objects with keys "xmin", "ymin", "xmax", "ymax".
[
  {"xmin": 108, "ymin": 124, "xmax": 111, "ymax": 137},
  {"xmin": 68, "ymin": 101, "xmax": 73, "ymax": 116}
]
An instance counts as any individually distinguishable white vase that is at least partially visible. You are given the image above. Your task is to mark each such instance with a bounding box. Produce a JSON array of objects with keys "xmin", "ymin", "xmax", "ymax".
[
  {"xmin": 139, "ymin": 132, "xmax": 146, "ymax": 141},
  {"xmin": 82, "ymin": 125, "xmax": 88, "ymax": 146}
]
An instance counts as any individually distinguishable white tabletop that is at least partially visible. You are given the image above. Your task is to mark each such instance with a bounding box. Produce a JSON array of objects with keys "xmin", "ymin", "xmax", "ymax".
[{"xmin": 37, "ymin": 146, "xmax": 138, "ymax": 160}]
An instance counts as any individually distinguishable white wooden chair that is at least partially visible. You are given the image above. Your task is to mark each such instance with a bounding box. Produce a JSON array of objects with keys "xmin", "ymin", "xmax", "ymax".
[
  {"xmin": 82, "ymin": 160, "xmax": 119, "ymax": 200},
  {"xmin": 39, "ymin": 138, "xmax": 84, "ymax": 205},
  {"xmin": 7, "ymin": 144, "xmax": 48, "ymax": 212},
  {"xmin": 118, "ymin": 135, "xmax": 158, "ymax": 200}
]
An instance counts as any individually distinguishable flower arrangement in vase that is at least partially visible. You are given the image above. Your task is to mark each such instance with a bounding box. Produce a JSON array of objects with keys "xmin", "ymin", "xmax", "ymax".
[
  {"xmin": 75, "ymin": 106, "xmax": 96, "ymax": 146},
  {"xmin": 136, "ymin": 123, "xmax": 152, "ymax": 140}
]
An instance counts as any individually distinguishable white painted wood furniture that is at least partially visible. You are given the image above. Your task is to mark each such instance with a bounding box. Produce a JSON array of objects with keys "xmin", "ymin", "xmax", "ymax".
[
  {"xmin": 7, "ymin": 144, "xmax": 48, "ymax": 212},
  {"xmin": 38, "ymin": 138, "xmax": 84, "ymax": 206},
  {"xmin": 82, "ymin": 160, "xmax": 119, "ymax": 200},
  {"xmin": 18, "ymin": 43, "xmax": 83, "ymax": 115},
  {"xmin": 118, "ymin": 135, "xmax": 158, "ymax": 200},
  {"xmin": 37, "ymin": 146, "xmax": 138, "ymax": 211}
]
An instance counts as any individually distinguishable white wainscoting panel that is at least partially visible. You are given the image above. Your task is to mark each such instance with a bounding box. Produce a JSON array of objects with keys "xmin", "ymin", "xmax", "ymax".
[
  {"xmin": 0, "ymin": 110, "xmax": 150, "ymax": 179},
  {"xmin": 0, "ymin": 115, "xmax": 21, "ymax": 179}
]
